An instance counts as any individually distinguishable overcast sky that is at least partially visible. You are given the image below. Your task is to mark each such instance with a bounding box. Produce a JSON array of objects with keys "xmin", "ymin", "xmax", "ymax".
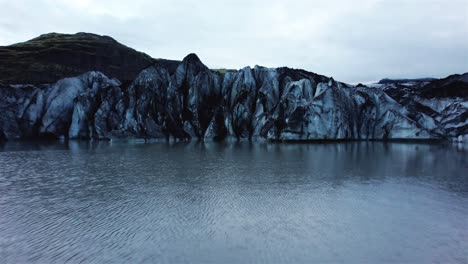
[{"xmin": 0, "ymin": 0, "xmax": 467, "ymax": 83}]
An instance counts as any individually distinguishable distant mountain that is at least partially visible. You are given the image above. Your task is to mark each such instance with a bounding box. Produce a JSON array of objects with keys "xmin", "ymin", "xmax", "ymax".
[
  {"xmin": 0, "ymin": 32, "xmax": 179, "ymax": 84},
  {"xmin": 378, "ymin": 78, "xmax": 437, "ymax": 85},
  {"xmin": 0, "ymin": 33, "xmax": 467, "ymax": 142}
]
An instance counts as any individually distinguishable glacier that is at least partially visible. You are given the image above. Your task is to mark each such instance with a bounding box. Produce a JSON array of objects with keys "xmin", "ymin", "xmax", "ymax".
[{"xmin": 0, "ymin": 54, "xmax": 466, "ymax": 142}]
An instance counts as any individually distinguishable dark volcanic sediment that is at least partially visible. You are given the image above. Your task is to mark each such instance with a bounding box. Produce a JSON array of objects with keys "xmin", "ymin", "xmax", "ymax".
[{"xmin": 0, "ymin": 33, "xmax": 467, "ymax": 142}]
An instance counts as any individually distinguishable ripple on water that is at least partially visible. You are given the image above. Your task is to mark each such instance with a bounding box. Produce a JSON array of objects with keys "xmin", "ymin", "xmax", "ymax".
[{"xmin": 0, "ymin": 141, "xmax": 467, "ymax": 263}]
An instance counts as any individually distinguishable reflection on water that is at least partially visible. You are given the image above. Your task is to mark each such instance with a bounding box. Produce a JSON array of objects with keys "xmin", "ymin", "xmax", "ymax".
[{"xmin": 0, "ymin": 141, "xmax": 467, "ymax": 263}]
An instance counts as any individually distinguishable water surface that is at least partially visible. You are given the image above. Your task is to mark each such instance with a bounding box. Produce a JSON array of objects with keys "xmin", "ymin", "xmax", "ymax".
[{"xmin": 0, "ymin": 141, "xmax": 467, "ymax": 263}]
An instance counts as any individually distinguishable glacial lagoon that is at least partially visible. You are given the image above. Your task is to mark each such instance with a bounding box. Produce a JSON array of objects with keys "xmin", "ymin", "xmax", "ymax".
[{"xmin": 0, "ymin": 141, "xmax": 467, "ymax": 263}]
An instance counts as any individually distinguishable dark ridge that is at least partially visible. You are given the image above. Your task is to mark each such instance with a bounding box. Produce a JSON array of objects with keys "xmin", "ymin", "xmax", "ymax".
[
  {"xmin": 418, "ymin": 73, "xmax": 468, "ymax": 98},
  {"xmin": 378, "ymin": 77, "xmax": 437, "ymax": 84},
  {"xmin": 0, "ymin": 32, "xmax": 158, "ymax": 84},
  {"xmin": 181, "ymin": 53, "xmax": 209, "ymax": 72},
  {"xmin": 183, "ymin": 53, "xmax": 202, "ymax": 64},
  {"xmin": 276, "ymin": 67, "xmax": 329, "ymax": 82},
  {"xmin": 153, "ymin": 59, "xmax": 181, "ymax": 75}
]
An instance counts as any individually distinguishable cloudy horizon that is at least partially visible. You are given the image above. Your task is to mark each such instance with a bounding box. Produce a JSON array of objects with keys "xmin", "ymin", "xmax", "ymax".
[{"xmin": 0, "ymin": 0, "xmax": 467, "ymax": 83}]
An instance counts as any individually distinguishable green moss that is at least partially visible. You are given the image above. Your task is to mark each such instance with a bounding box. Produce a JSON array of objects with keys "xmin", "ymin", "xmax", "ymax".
[{"xmin": 212, "ymin": 68, "xmax": 237, "ymax": 74}]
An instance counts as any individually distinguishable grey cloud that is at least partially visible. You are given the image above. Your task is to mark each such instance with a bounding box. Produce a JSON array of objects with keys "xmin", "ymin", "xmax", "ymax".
[{"xmin": 0, "ymin": 0, "xmax": 467, "ymax": 83}]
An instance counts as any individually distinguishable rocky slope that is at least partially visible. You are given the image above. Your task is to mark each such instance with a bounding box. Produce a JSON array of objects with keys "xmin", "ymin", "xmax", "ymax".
[
  {"xmin": 0, "ymin": 32, "xmax": 179, "ymax": 84},
  {"xmin": 0, "ymin": 34, "xmax": 466, "ymax": 142}
]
